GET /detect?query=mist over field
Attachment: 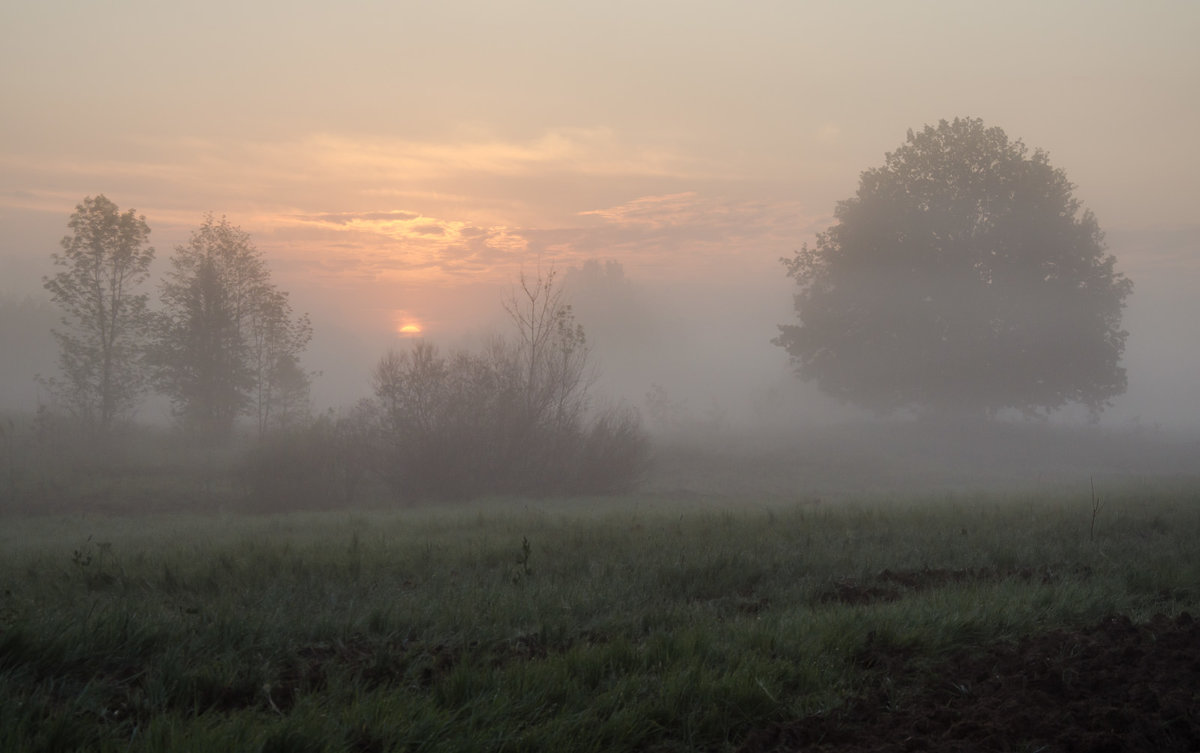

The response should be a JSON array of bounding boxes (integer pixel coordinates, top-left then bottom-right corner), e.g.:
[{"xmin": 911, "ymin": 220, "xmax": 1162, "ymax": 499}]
[
  {"xmin": 3, "ymin": 241, "xmax": 1198, "ymax": 503},
  {"xmin": 1, "ymin": 1, "xmax": 1198, "ymax": 505}
]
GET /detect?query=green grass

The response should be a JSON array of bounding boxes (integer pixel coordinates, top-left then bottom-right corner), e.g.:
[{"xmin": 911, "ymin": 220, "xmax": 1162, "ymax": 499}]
[{"xmin": 1, "ymin": 485, "xmax": 1198, "ymax": 752}]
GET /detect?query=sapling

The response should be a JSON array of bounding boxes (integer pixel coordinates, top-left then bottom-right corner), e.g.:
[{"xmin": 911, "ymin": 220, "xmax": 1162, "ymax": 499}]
[{"xmin": 1089, "ymin": 477, "xmax": 1104, "ymax": 543}]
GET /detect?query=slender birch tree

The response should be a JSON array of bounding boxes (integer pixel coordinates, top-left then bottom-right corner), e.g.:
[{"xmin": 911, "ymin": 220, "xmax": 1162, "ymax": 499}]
[{"xmin": 42, "ymin": 195, "xmax": 155, "ymax": 437}]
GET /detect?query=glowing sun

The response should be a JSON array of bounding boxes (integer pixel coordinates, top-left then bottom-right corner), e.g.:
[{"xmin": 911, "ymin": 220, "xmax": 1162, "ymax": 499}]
[{"xmin": 392, "ymin": 309, "xmax": 424, "ymax": 336}]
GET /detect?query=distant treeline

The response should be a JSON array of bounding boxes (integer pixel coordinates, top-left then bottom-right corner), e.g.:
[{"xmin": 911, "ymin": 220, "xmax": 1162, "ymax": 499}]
[{"xmin": 3, "ymin": 199, "xmax": 650, "ymax": 511}]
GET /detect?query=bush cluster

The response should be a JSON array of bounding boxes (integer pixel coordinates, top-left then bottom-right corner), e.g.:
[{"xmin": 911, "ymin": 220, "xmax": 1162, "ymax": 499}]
[
  {"xmin": 239, "ymin": 400, "xmax": 381, "ymax": 510},
  {"xmin": 19, "ymin": 267, "xmax": 651, "ymax": 510},
  {"xmin": 372, "ymin": 339, "xmax": 649, "ymax": 501}
]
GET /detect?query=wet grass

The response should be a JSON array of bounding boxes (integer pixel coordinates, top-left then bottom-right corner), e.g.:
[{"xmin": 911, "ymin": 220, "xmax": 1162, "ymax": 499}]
[{"xmin": 1, "ymin": 484, "xmax": 1198, "ymax": 752}]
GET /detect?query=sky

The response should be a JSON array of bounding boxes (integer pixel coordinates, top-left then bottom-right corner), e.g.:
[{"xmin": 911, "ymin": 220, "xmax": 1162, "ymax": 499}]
[{"xmin": 2, "ymin": 1, "xmax": 1198, "ymax": 424}]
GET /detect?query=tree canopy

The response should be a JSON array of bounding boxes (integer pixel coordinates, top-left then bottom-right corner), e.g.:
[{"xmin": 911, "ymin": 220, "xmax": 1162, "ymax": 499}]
[
  {"xmin": 153, "ymin": 215, "xmax": 311, "ymax": 443},
  {"xmin": 774, "ymin": 117, "xmax": 1133, "ymax": 418},
  {"xmin": 42, "ymin": 195, "xmax": 155, "ymax": 436}
]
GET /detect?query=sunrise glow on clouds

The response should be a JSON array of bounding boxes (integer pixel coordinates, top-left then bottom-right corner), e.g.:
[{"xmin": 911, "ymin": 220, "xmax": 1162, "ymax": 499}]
[{"xmin": 0, "ymin": 124, "xmax": 825, "ymax": 300}]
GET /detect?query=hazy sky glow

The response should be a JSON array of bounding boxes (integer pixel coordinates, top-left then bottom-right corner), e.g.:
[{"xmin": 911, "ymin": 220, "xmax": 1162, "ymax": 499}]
[{"xmin": 2, "ymin": 1, "xmax": 1198, "ymax": 419}]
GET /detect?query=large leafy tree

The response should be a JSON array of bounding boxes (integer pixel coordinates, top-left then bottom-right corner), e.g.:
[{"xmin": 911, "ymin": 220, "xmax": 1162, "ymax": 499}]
[
  {"xmin": 154, "ymin": 215, "xmax": 311, "ymax": 442},
  {"xmin": 775, "ymin": 117, "xmax": 1133, "ymax": 418},
  {"xmin": 42, "ymin": 195, "xmax": 155, "ymax": 436}
]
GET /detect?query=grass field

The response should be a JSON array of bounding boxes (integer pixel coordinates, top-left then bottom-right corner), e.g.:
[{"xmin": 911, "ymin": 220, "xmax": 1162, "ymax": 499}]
[{"xmin": 2, "ymin": 481, "xmax": 1198, "ymax": 752}]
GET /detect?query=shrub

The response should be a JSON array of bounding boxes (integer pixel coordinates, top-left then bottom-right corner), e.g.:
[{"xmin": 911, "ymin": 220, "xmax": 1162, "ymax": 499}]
[
  {"xmin": 240, "ymin": 400, "xmax": 382, "ymax": 510},
  {"xmin": 372, "ymin": 271, "xmax": 651, "ymax": 501}
]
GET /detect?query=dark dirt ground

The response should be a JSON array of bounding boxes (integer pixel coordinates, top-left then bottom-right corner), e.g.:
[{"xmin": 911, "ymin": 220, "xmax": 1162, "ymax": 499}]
[{"xmin": 738, "ymin": 612, "xmax": 1200, "ymax": 753}]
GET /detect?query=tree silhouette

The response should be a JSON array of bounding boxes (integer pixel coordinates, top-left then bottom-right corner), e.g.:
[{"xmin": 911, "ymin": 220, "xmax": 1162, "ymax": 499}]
[
  {"xmin": 775, "ymin": 118, "xmax": 1133, "ymax": 418},
  {"xmin": 153, "ymin": 215, "xmax": 310, "ymax": 443},
  {"xmin": 373, "ymin": 268, "xmax": 648, "ymax": 500},
  {"xmin": 42, "ymin": 196, "xmax": 155, "ymax": 436}
]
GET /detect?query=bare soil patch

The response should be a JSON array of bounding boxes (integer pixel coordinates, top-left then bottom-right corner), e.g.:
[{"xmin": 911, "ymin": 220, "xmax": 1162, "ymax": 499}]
[
  {"xmin": 816, "ymin": 566, "xmax": 1090, "ymax": 607},
  {"xmin": 739, "ymin": 612, "xmax": 1200, "ymax": 753}
]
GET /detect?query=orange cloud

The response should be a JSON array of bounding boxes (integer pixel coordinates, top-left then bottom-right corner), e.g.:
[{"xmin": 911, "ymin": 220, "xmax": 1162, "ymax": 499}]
[
  {"xmin": 579, "ymin": 192, "xmax": 705, "ymax": 229},
  {"xmin": 0, "ymin": 130, "xmax": 822, "ymax": 290}
]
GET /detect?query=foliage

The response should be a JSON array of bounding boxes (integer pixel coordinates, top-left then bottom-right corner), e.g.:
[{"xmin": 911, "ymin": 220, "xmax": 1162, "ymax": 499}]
[
  {"xmin": 40, "ymin": 195, "xmax": 156, "ymax": 436},
  {"xmin": 247, "ymin": 287, "xmax": 314, "ymax": 437},
  {"xmin": 374, "ymin": 339, "xmax": 520, "ymax": 499},
  {"xmin": 373, "ymin": 269, "xmax": 650, "ymax": 500},
  {"xmin": 0, "ymin": 408, "xmax": 92, "ymax": 508},
  {"xmin": 240, "ymin": 402, "xmax": 382, "ymax": 510},
  {"xmin": 775, "ymin": 117, "xmax": 1133, "ymax": 418},
  {"xmin": 571, "ymin": 402, "xmax": 653, "ymax": 494},
  {"xmin": 152, "ymin": 215, "xmax": 311, "ymax": 443}
]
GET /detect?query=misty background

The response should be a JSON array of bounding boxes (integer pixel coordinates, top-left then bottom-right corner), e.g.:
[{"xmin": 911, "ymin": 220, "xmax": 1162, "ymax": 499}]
[
  {"xmin": 2, "ymin": 2, "xmax": 1198, "ymax": 501},
  {"xmin": 4, "ymin": 229, "xmax": 1198, "ymax": 432}
]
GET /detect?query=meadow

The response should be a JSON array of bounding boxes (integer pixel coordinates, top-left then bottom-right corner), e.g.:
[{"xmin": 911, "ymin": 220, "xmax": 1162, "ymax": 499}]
[{"xmin": 2, "ymin": 480, "xmax": 1198, "ymax": 752}]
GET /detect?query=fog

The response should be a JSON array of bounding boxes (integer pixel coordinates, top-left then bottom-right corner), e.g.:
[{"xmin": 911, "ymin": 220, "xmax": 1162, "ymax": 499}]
[
  {"xmin": 6, "ymin": 229, "xmax": 1199, "ymax": 499},
  {"xmin": 282, "ymin": 243, "xmax": 1200, "ymax": 434},
  {"xmin": 3, "ymin": 1, "xmax": 1199, "ymax": 502},
  {"xmin": 4, "ymin": 187, "xmax": 1199, "ymax": 443}
]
